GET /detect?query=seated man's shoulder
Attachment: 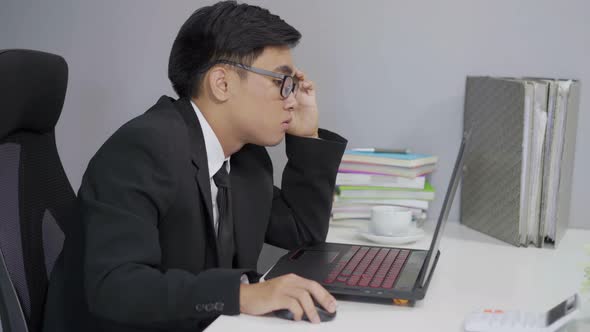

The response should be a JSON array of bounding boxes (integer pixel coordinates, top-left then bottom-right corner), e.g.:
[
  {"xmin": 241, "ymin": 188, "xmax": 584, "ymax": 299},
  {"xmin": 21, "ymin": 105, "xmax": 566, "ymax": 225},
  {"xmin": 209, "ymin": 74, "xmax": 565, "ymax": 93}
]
[
  {"xmin": 93, "ymin": 96, "xmax": 187, "ymax": 162},
  {"xmin": 122, "ymin": 96, "xmax": 185, "ymax": 140}
]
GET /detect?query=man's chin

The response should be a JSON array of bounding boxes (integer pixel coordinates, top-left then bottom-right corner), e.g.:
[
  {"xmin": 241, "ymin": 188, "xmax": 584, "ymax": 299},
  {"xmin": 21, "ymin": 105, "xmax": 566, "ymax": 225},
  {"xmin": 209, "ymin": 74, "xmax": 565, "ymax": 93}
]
[
  {"xmin": 267, "ymin": 135, "xmax": 285, "ymax": 147},
  {"xmin": 263, "ymin": 133, "xmax": 285, "ymax": 146},
  {"xmin": 252, "ymin": 133, "xmax": 285, "ymax": 147}
]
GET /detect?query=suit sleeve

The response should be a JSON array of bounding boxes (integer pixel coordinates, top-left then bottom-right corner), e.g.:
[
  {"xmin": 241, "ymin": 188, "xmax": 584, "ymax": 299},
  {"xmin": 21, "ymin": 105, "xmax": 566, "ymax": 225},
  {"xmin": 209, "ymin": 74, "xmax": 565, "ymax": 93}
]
[
  {"xmin": 265, "ymin": 129, "xmax": 347, "ymax": 250},
  {"xmin": 80, "ymin": 122, "xmax": 252, "ymax": 328}
]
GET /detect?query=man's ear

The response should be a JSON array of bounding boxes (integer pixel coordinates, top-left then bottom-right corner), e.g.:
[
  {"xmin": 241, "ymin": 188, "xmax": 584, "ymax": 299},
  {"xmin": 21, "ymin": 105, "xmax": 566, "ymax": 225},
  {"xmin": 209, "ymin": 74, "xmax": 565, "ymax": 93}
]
[{"xmin": 206, "ymin": 66, "xmax": 231, "ymax": 102}]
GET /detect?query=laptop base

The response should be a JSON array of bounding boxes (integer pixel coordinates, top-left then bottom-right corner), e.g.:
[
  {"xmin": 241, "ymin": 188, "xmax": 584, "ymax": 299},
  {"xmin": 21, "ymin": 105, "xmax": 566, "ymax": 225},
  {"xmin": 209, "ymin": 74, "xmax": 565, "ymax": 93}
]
[{"xmin": 266, "ymin": 242, "xmax": 441, "ymax": 303}]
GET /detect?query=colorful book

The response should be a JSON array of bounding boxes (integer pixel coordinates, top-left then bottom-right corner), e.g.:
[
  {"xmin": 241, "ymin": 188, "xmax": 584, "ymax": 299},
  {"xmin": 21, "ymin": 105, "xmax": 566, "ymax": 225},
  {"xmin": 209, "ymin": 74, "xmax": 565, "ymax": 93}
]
[
  {"xmin": 339, "ymin": 162, "xmax": 436, "ymax": 178},
  {"xmin": 332, "ymin": 205, "xmax": 426, "ymax": 220},
  {"xmin": 337, "ymin": 182, "xmax": 435, "ymax": 200},
  {"xmin": 333, "ymin": 198, "xmax": 429, "ymax": 210},
  {"xmin": 342, "ymin": 151, "xmax": 438, "ymax": 168},
  {"xmin": 336, "ymin": 173, "xmax": 425, "ymax": 189}
]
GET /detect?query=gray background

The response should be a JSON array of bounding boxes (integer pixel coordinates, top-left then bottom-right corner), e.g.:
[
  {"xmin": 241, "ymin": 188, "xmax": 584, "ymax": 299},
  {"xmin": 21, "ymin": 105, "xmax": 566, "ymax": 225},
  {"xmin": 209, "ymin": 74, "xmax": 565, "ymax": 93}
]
[{"xmin": 1, "ymin": 0, "xmax": 588, "ymax": 272}]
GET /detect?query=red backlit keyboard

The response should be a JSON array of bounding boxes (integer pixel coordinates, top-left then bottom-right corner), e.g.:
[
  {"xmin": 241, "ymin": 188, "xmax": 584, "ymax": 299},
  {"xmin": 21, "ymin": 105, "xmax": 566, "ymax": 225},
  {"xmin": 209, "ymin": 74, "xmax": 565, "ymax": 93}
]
[{"xmin": 323, "ymin": 246, "xmax": 410, "ymax": 289}]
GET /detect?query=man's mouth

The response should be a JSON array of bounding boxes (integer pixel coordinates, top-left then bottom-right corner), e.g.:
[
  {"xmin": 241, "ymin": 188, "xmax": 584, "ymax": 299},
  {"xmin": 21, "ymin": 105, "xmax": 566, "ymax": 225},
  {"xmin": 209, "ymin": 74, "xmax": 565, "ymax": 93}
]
[{"xmin": 281, "ymin": 118, "xmax": 292, "ymax": 129}]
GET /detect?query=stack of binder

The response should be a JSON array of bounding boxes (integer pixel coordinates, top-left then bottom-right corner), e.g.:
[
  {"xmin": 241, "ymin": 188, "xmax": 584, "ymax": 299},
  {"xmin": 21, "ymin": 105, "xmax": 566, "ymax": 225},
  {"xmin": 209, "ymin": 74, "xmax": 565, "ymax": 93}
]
[
  {"xmin": 332, "ymin": 150, "xmax": 438, "ymax": 224},
  {"xmin": 461, "ymin": 76, "xmax": 580, "ymax": 248}
]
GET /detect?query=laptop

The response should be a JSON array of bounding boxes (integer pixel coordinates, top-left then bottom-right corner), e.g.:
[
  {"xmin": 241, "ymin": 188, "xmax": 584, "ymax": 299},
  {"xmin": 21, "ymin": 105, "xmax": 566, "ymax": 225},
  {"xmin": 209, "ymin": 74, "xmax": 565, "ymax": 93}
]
[{"xmin": 265, "ymin": 134, "xmax": 469, "ymax": 305}]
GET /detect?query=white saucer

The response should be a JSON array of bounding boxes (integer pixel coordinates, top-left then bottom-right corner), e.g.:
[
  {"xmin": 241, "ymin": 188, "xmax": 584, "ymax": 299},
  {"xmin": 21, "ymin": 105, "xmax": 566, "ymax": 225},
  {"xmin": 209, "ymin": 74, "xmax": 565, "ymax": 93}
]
[{"xmin": 357, "ymin": 227, "xmax": 425, "ymax": 245}]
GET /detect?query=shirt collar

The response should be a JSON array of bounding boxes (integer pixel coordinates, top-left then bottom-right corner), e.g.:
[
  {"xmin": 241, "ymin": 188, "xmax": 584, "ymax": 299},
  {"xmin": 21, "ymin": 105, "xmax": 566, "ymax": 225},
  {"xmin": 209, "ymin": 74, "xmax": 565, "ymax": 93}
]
[{"xmin": 191, "ymin": 100, "xmax": 230, "ymax": 178}]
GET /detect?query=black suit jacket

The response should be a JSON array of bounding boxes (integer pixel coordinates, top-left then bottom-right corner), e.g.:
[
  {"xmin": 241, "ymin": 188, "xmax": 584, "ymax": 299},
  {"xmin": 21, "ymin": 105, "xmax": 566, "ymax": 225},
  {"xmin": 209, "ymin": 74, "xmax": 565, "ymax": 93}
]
[{"xmin": 58, "ymin": 96, "xmax": 346, "ymax": 331}]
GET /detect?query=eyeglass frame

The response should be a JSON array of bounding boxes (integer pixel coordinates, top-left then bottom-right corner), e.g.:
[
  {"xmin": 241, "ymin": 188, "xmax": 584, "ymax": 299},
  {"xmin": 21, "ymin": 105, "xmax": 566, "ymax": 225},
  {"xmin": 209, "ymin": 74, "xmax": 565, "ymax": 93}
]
[{"xmin": 213, "ymin": 59, "xmax": 299, "ymax": 99}]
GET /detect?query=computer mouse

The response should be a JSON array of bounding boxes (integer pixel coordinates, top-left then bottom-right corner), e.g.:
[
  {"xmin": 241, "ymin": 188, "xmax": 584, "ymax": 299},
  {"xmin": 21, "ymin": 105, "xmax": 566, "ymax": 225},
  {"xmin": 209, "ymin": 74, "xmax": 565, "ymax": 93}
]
[{"xmin": 273, "ymin": 303, "xmax": 337, "ymax": 322}]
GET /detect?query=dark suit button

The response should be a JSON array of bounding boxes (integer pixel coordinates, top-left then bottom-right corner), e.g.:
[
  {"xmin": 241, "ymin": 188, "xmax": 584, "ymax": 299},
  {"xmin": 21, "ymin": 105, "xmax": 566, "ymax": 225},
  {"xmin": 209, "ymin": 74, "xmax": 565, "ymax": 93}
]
[
  {"xmin": 205, "ymin": 303, "xmax": 214, "ymax": 312},
  {"xmin": 215, "ymin": 302, "xmax": 224, "ymax": 311}
]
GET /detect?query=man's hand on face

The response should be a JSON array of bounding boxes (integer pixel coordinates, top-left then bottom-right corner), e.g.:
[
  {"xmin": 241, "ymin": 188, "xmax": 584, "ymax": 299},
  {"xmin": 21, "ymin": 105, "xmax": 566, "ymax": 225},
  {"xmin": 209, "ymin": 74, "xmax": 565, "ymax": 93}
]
[
  {"xmin": 239, "ymin": 273, "xmax": 337, "ymax": 324},
  {"xmin": 286, "ymin": 70, "xmax": 319, "ymax": 138}
]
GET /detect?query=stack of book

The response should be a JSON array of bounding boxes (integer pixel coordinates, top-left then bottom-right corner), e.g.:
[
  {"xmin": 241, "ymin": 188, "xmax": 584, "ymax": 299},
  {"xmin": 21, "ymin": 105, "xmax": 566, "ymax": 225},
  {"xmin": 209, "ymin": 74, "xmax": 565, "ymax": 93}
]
[{"xmin": 332, "ymin": 150, "xmax": 438, "ymax": 224}]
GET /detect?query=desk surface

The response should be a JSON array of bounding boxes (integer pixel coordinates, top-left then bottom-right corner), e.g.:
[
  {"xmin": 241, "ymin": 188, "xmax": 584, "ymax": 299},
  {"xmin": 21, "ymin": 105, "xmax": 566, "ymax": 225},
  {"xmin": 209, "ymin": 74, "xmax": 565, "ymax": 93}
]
[{"xmin": 208, "ymin": 221, "xmax": 590, "ymax": 332}]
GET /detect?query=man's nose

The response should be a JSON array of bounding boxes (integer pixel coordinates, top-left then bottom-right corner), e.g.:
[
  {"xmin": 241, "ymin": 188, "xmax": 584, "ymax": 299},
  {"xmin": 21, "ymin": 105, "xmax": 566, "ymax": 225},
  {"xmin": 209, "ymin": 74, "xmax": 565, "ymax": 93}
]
[{"xmin": 283, "ymin": 92, "xmax": 297, "ymax": 110}]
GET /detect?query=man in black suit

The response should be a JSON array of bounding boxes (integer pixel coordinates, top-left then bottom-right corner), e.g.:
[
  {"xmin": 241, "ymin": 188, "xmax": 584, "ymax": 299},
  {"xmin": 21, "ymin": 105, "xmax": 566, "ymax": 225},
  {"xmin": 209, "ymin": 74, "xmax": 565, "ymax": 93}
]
[{"xmin": 61, "ymin": 1, "xmax": 347, "ymax": 331}]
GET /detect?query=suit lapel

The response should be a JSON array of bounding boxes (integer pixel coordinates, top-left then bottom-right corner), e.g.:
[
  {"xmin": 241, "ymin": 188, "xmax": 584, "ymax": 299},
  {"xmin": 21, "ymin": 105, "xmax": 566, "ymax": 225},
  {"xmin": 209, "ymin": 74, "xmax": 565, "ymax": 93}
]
[
  {"xmin": 229, "ymin": 146, "xmax": 274, "ymax": 270},
  {"xmin": 229, "ymin": 159, "xmax": 252, "ymax": 269},
  {"xmin": 174, "ymin": 98, "xmax": 219, "ymax": 261}
]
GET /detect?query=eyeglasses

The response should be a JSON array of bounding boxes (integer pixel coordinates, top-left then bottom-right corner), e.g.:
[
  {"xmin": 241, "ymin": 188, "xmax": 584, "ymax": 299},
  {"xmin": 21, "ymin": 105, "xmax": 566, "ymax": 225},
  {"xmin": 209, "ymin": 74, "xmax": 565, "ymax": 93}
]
[{"xmin": 215, "ymin": 60, "xmax": 298, "ymax": 99}]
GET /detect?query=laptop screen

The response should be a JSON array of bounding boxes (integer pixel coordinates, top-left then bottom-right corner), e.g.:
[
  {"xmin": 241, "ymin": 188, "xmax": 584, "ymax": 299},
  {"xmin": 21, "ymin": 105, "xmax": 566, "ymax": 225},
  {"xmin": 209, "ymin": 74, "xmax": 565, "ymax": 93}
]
[{"xmin": 419, "ymin": 133, "xmax": 469, "ymax": 288}]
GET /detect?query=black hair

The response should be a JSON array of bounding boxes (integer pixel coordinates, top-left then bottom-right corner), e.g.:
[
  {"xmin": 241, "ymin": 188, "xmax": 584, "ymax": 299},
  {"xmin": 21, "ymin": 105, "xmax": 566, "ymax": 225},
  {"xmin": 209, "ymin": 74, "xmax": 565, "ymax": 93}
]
[{"xmin": 168, "ymin": 1, "xmax": 301, "ymax": 98}]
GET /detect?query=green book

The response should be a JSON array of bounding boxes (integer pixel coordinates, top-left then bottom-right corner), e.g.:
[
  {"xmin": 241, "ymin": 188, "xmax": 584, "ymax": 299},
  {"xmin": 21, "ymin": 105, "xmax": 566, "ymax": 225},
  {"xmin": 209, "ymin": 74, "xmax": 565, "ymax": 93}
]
[{"xmin": 337, "ymin": 182, "xmax": 435, "ymax": 201}]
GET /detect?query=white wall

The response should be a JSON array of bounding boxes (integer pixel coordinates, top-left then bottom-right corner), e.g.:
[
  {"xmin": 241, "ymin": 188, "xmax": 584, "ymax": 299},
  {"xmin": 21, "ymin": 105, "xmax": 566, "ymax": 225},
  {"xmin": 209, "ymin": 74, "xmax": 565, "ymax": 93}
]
[{"xmin": 1, "ymin": 0, "xmax": 588, "ymax": 251}]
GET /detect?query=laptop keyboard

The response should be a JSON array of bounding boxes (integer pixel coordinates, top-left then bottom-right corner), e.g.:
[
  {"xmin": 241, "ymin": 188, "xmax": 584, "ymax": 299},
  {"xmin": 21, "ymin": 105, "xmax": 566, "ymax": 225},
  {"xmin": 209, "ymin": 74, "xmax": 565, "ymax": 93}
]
[{"xmin": 324, "ymin": 246, "xmax": 410, "ymax": 289}]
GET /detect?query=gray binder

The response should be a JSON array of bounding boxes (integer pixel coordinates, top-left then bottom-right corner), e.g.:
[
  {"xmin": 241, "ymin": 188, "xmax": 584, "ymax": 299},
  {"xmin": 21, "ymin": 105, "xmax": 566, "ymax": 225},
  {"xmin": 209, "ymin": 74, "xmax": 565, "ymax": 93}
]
[
  {"xmin": 460, "ymin": 76, "xmax": 580, "ymax": 247},
  {"xmin": 461, "ymin": 77, "xmax": 525, "ymax": 246}
]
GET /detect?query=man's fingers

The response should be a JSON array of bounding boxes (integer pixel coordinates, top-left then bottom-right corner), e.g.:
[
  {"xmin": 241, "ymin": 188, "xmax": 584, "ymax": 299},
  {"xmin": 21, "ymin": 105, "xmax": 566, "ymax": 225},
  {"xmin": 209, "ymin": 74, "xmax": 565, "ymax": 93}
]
[
  {"xmin": 288, "ymin": 275, "xmax": 337, "ymax": 313},
  {"xmin": 241, "ymin": 275, "xmax": 334, "ymax": 320},
  {"xmin": 274, "ymin": 274, "xmax": 336, "ymax": 322},
  {"xmin": 294, "ymin": 71, "xmax": 315, "ymax": 92},
  {"xmin": 286, "ymin": 297, "xmax": 304, "ymax": 321},
  {"xmin": 298, "ymin": 81, "xmax": 314, "ymax": 95},
  {"xmin": 289, "ymin": 289, "xmax": 319, "ymax": 323},
  {"xmin": 303, "ymin": 279, "xmax": 337, "ymax": 313},
  {"xmin": 294, "ymin": 70, "xmax": 305, "ymax": 80}
]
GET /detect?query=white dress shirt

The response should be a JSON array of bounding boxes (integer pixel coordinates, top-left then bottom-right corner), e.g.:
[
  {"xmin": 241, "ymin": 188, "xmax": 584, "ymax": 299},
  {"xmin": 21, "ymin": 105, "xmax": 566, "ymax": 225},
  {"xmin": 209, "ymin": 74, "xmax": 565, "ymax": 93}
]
[
  {"xmin": 191, "ymin": 101, "xmax": 230, "ymax": 236},
  {"xmin": 191, "ymin": 101, "xmax": 250, "ymax": 283}
]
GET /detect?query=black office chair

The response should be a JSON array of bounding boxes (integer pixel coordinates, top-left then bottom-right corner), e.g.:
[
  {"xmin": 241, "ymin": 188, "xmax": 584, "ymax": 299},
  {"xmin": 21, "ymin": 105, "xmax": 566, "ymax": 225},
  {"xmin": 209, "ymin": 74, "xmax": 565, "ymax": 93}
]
[{"xmin": 0, "ymin": 49, "xmax": 74, "ymax": 332}]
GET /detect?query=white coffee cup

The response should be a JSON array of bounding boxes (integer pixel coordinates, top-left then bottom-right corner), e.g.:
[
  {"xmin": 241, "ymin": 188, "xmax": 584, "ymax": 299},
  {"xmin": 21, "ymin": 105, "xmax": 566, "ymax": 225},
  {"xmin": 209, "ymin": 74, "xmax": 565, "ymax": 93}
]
[{"xmin": 368, "ymin": 206, "xmax": 412, "ymax": 237}]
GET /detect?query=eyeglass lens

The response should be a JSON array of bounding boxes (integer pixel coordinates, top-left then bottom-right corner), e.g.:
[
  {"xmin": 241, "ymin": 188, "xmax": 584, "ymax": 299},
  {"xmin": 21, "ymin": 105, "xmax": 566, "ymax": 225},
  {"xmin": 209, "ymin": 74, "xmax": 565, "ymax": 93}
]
[{"xmin": 281, "ymin": 76, "xmax": 295, "ymax": 98}]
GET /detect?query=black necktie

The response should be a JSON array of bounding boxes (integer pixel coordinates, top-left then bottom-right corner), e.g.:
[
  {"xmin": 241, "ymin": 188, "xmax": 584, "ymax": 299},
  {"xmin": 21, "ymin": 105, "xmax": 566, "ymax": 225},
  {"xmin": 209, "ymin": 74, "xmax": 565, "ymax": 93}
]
[{"xmin": 213, "ymin": 162, "xmax": 234, "ymax": 268}]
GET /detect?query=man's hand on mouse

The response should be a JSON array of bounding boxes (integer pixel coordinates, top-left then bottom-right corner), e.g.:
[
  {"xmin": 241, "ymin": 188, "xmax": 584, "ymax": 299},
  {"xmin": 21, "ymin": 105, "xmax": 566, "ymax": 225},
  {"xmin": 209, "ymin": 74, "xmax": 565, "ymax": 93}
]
[{"xmin": 239, "ymin": 273, "xmax": 337, "ymax": 324}]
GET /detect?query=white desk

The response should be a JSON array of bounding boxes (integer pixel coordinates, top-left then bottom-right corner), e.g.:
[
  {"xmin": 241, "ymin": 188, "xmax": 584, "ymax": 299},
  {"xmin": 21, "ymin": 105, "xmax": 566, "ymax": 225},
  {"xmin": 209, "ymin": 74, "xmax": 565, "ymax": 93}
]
[{"xmin": 208, "ymin": 221, "xmax": 590, "ymax": 332}]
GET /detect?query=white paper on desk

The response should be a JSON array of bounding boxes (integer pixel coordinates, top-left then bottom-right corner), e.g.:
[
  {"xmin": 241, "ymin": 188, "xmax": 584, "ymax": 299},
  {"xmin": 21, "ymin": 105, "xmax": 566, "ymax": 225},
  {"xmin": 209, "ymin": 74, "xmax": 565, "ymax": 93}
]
[
  {"xmin": 518, "ymin": 81, "xmax": 534, "ymax": 246},
  {"xmin": 525, "ymin": 80, "xmax": 548, "ymax": 247},
  {"xmin": 539, "ymin": 79, "xmax": 559, "ymax": 245},
  {"xmin": 544, "ymin": 80, "xmax": 572, "ymax": 240}
]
